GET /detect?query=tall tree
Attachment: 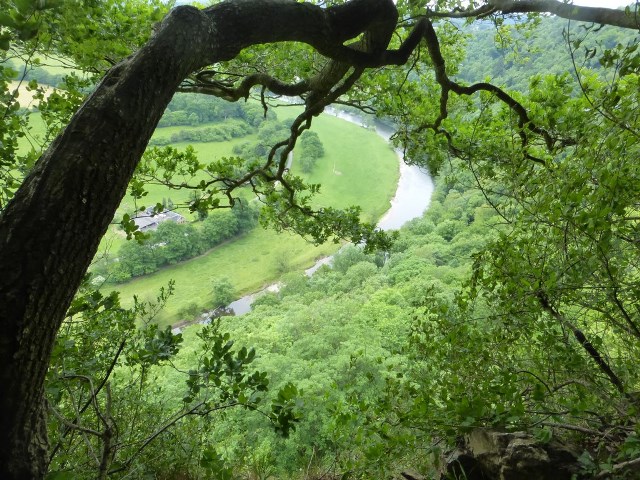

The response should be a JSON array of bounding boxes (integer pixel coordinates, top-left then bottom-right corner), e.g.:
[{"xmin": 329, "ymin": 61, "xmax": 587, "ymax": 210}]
[{"xmin": 0, "ymin": 0, "xmax": 638, "ymax": 477}]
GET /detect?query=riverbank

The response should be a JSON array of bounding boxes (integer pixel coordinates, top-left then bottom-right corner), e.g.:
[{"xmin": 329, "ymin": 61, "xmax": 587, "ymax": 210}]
[
  {"xmin": 109, "ymin": 107, "xmax": 399, "ymax": 327},
  {"xmin": 325, "ymin": 108, "xmax": 434, "ymax": 230},
  {"xmin": 174, "ymin": 109, "xmax": 434, "ymax": 331}
]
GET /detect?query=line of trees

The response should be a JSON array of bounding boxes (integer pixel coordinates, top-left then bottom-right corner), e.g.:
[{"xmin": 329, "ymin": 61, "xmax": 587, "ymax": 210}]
[
  {"xmin": 157, "ymin": 93, "xmax": 276, "ymax": 128},
  {"xmin": 232, "ymin": 119, "xmax": 291, "ymax": 161},
  {"xmin": 5, "ymin": 58, "xmax": 67, "ymax": 87},
  {"xmin": 298, "ymin": 130, "xmax": 325, "ymax": 173},
  {"xmin": 149, "ymin": 119, "xmax": 254, "ymax": 146},
  {"xmin": 107, "ymin": 204, "xmax": 258, "ymax": 282}
]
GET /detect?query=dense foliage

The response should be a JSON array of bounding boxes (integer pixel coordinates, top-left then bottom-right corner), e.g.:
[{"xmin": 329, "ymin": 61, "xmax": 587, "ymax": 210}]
[
  {"xmin": 298, "ymin": 130, "xmax": 325, "ymax": 173},
  {"xmin": 3, "ymin": 0, "xmax": 640, "ymax": 478},
  {"xmin": 0, "ymin": 0, "xmax": 168, "ymax": 207},
  {"xmin": 5, "ymin": 58, "xmax": 67, "ymax": 87},
  {"xmin": 202, "ymin": 164, "xmax": 492, "ymax": 478},
  {"xmin": 47, "ymin": 282, "xmax": 301, "ymax": 479},
  {"xmin": 149, "ymin": 94, "xmax": 276, "ymax": 146},
  {"xmin": 457, "ymin": 14, "xmax": 640, "ymax": 91},
  {"xmin": 230, "ymin": 120, "xmax": 326, "ymax": 174},
  {"xmin": 158, "ymin": 93, "xmax": 274, "ymax": 129}
]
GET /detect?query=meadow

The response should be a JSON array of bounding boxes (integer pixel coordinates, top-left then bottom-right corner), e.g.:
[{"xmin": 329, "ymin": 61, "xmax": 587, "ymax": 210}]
[{"xmin": 103, "ymin": 108, "xmax": 399, "ymax": 326}]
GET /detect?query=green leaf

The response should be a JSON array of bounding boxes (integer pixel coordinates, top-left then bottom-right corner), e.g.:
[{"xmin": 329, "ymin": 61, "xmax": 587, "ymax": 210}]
[
  {"xmin": 46, "ymin": 471, "xmax": 78, "ymax": 480},
  {"xmin": 0, "ymin": 12, "xmax": 17, "ymax": 29}
]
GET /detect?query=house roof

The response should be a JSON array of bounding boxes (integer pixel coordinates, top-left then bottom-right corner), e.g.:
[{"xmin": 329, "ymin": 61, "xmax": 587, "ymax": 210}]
[{"xmin": 133, "ymin": 209, "xmax": 184, "ymax": 231}]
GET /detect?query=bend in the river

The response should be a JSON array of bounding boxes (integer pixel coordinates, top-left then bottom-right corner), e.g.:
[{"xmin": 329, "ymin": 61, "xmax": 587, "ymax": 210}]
[{"xmin": 176, "ymin": 109, "xmax": 434, "ymax": 329}]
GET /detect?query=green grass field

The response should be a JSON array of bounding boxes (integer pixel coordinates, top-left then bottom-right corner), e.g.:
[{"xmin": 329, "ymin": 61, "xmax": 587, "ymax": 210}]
[
  {"xmin": 292, "ymin": 113, "xmax": 398, "ymax": 223},
  {"xmin": 110, "ymin": 229, "xmax": 338, "ymax": 325},
  {"xmin": 107, "ymin": 111, "xmax": 399, "ymax": 327},
  {"xmin": 16, "ymin": 111, "xmax": 48, "ymax": 154},
  {"xmin": 18, "ymin": 104, "xmax": 399, "ymax": 327},
  {"xmin": 96, "ymin": 124, "xmax": 260, "ymax": 253}
]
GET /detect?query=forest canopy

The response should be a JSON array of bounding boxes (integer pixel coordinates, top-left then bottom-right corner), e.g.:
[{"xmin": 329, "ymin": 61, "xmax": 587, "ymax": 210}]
[{"xmin": 1, "ymin": 0, "xmax": 640, "ymax": 478}]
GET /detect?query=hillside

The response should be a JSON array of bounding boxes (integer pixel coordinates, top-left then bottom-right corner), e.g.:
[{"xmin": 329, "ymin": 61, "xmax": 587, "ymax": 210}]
[
  {"xmin": 98, "ymin": 106, "xmax": 400, "ymax": 326},
  {"xmin": 3, "ymin": 1, "xmax": 640, "ymax": 479}
]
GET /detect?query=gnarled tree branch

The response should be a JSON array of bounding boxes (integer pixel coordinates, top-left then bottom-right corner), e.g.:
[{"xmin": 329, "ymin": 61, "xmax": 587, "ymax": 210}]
[
  {"xmin": 1, "ymin": 0, "xmax": 638, "ymax": 476},
  {"xmin": 489, "ymin": 0, "xmax": 640, "ymax": 30},
  {"xmin": 0, "ymin": 1, "xmax": 401, "ymax": 476},
  {"xmin": 427, "ymin": 1, "xmax": 640, "ymax": 30}
]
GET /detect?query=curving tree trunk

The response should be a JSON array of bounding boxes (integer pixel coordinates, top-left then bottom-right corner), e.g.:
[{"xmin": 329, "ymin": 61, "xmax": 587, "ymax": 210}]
[
  {"xmin": 0, "ymin": 0, "xmax": 632, "ymax": 476},
  {"xmin": 0, "ymin": 0, "xmax": 398, "ymax": 477}
]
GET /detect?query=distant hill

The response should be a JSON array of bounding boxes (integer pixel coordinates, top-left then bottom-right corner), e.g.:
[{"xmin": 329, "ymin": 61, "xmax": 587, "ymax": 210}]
[{"xmin": 456, "ymin": 13, "xmax": 639, "ymax": 91}]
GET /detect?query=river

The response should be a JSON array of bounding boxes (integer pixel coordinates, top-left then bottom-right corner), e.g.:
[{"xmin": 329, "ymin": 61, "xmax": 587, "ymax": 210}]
[{"xmin": 174, "ymin": 109, "xmax": 434, "ymax": 330}]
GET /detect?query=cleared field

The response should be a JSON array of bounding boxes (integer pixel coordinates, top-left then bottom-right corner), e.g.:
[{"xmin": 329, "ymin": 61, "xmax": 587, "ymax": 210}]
[
  {"xmin": 111, "ymin": 228, "xmax": 338, "ymax": 326},
  {"xmin": 17, "ymin": 102, "xmax": 398, "ymax": 327},
  {"xmin": 9, "ymin": 81, "xmax": 56, "ymax": 109},
  {"xmin": 109, "ymin": 111, "xmax": 399, "ymax": 327},
  {"xmin": 292, "ymin": 112, "xmax": 398, "ymax": 223}
]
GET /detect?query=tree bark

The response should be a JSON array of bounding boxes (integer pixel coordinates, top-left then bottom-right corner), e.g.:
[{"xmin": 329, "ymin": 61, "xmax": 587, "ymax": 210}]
[
  {"xmin": 0, "ymin": 7, "xmax": 215, "ymax": 477},
  {"xmin": 489, "ymin": 0, "xmax": 640, "ymax": 30},
  {"xmin": 0, "ymin": 0, "xmax": 635, "ymax": 476},
  {"xmin": 0, "ymin": 0, "xmax": 398, "ymax": 477}
]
